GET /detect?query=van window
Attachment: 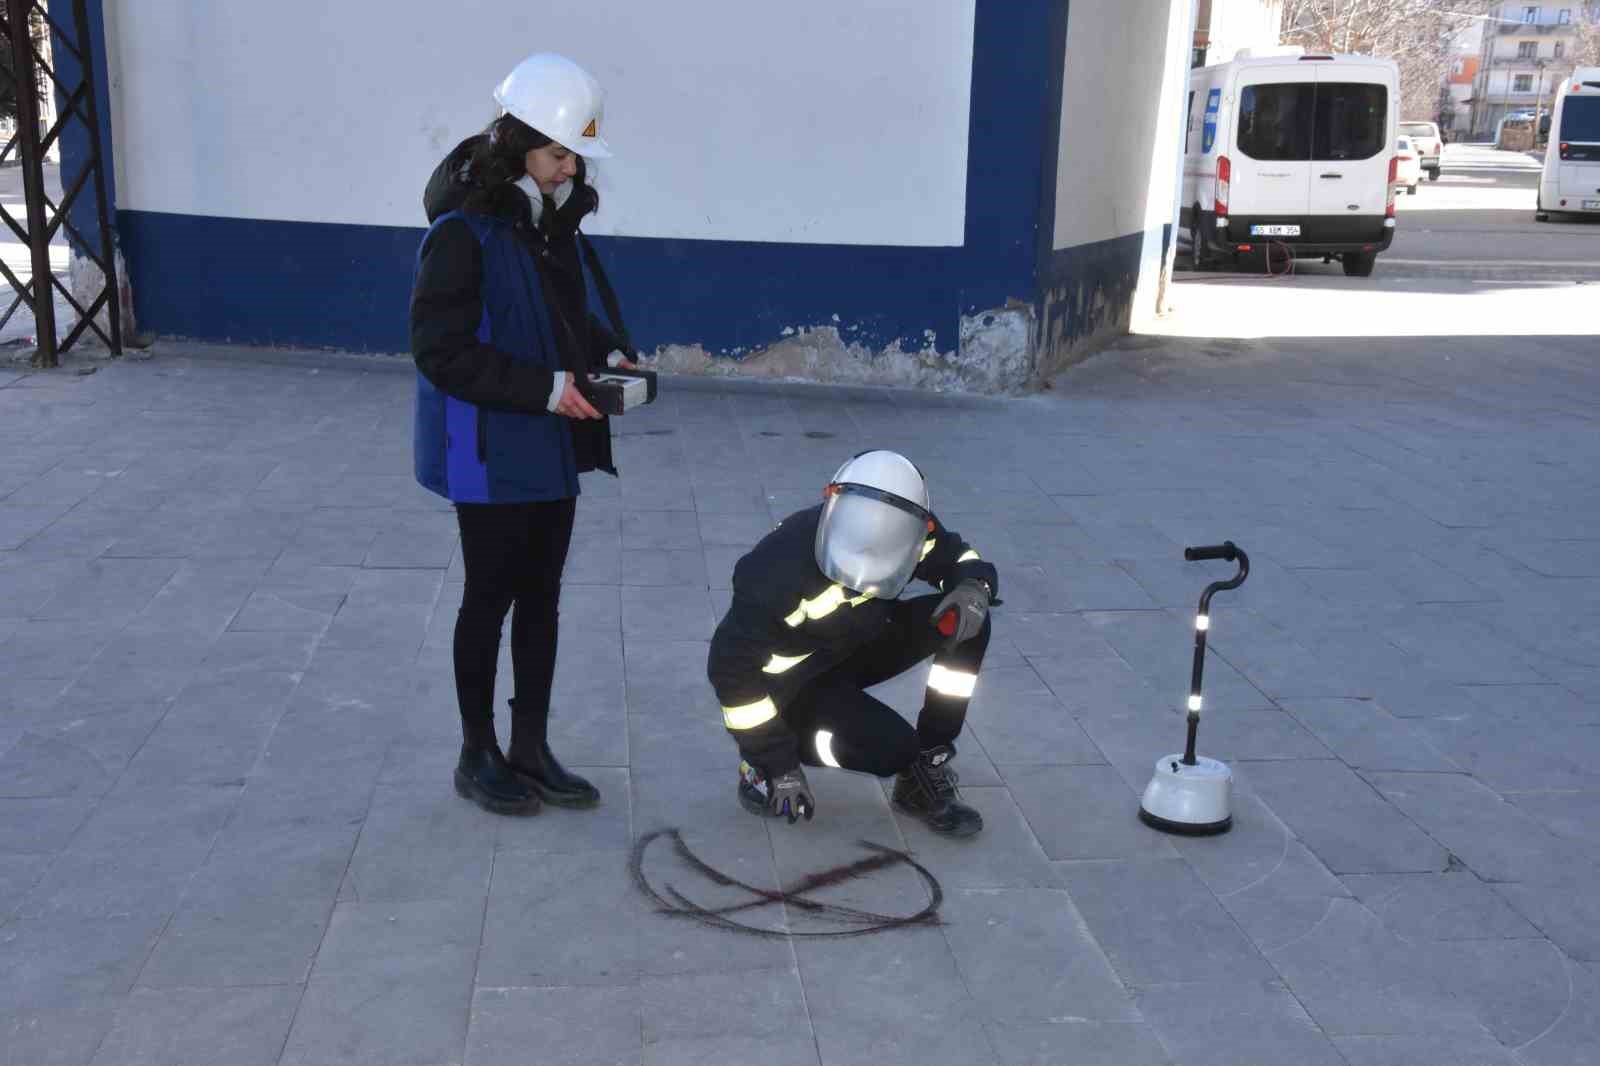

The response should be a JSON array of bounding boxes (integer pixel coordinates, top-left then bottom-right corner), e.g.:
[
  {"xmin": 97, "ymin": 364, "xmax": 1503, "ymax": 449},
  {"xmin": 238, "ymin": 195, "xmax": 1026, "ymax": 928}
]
[
  {"xmin": 1313, "ymin": 83, "xmax": 1387, "ymax": 160},
  {"xmin": 1560, "ymin": 97, "xmax": 1600, "ymax": 142},
  {"xmin": 1237, "ymin": 83, "xmax": 1314, "ymax": 160}
]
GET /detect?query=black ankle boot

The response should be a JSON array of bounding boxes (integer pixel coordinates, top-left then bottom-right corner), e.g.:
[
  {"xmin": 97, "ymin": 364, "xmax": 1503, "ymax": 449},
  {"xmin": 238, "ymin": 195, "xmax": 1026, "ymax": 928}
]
[
  {"xmin": 506, "ymin": 699, "xmax": 601, "ymax": 808},
  {"xmin": 454, "ymin": 745, "xmax": 541, "ymax": 816},
  {"xmin": 892, "ymin": 743, "xmax": 983, "ymax": 838}
]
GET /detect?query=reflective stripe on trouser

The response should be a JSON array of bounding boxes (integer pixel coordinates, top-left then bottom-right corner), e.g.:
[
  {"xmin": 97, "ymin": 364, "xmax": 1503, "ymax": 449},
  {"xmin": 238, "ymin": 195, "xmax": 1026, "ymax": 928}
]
[{"xmin": 722, "ymin": 695, "xmax": 778, "ymax": 731}]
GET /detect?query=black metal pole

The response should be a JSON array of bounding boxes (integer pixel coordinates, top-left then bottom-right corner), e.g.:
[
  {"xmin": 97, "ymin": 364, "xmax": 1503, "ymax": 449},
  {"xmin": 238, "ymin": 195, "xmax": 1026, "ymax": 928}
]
[
  {"xmin": 1180, "ymin": 542, "xmax": 1251, "ymax": 766},
  {"xmin": 9, "ymin": 0, "xmax": 55, "ymax": 365},
  {"xmin": 72, "ymin": 0, "xmax": 119, "ymax": 355}
]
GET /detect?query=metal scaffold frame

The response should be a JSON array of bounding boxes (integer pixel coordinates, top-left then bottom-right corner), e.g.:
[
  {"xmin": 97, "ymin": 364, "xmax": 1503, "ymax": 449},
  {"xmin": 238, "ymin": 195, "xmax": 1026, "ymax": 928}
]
[{"xmin": 0, "ymin": 0, "xmax": 120, "ymax": 367}]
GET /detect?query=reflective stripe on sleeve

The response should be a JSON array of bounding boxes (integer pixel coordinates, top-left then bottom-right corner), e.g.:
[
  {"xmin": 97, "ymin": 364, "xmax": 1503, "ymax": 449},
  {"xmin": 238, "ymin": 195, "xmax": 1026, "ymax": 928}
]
[
  {"xmin": 722, "ymin": 696, "xmax": 779, "ymax": 730},
  {"xmin": 926, "ymin": 663, "xmax": 978, "ymax": 699},
  {"xmin": 762, "ymin": 651, "xmax": 813, "ymax": 675},
  {"xmin": 920, "ymin": 538, "xmax": 938, "ymax": 561},
  {"xmin": 957, "ymin": 549, "xmax": 981, "ymax": 563},
  {"xmin": 784, "ymin": 585, "xmax": 872, "ymax": 628},
  {"xmin": 814, "ymin": 729, "xmax": 842, "ymax": 768}
]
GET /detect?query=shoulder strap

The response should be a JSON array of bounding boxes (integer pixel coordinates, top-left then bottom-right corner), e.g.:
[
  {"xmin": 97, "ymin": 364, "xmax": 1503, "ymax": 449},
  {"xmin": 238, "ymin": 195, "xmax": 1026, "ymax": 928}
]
[{"xmin": 578, "ymin": 234, "xmax": 634, "ymax": 355}]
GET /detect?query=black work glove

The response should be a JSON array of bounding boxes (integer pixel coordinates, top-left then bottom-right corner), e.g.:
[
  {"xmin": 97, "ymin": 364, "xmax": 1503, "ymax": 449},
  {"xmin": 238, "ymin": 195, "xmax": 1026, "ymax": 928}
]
[
  {"xmin": 932, "ymin": 579, "xmax": 991, "ymax": 646},
  {"xmin": 767, "ymin": 767, "xmax": 816, "ymax": 824}
]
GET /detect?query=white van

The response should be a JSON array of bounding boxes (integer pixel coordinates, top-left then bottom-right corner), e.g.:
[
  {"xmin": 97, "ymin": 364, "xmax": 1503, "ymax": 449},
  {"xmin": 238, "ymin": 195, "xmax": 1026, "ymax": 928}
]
[
  {"xmin": 1182, "ymin": 47, "xmax": 1400, "ymax": 276},
  {"xmin": 1536, "ymin": 67, "xmax": 1600, "ymax": 222}
]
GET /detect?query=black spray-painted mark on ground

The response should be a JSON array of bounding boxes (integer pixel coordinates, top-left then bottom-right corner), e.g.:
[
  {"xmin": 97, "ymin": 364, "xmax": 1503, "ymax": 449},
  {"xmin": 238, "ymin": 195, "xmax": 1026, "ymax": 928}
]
[{"xmin": 630, "ymin": 828, "xmax": 943, "ymax": 939}]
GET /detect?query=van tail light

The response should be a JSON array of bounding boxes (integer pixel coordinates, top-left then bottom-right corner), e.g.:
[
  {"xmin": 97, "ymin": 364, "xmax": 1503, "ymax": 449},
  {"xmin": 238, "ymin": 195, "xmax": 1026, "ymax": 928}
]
[
  {"xmin": 1386, "ymin": 157, "xmax": 1398, "ymax": 218},
  {"xmin": 1215, "ymin": 156, "xmax": 1231, "ymax": 217},
  {"xmin": 1560, "ymin": 141, "xmax": 1570, "ymax": 160}
]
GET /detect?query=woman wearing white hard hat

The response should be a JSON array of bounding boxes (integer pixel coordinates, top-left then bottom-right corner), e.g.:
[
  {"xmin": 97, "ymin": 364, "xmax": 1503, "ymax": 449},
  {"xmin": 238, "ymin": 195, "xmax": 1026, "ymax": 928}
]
[{"xmin": 411, "ymin": 53, "xmax": 634, "ymax": 816}]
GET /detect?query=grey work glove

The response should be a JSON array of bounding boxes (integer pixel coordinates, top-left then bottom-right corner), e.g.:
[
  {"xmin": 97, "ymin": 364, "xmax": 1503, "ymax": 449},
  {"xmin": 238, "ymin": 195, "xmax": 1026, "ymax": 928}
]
[
  {"xmin": 932, "ymin": 579, "xmax": 991, "ymax": 646},
  {"xmin": 767, "ymin": 767, "xmax": 816, "ymax": 824}
]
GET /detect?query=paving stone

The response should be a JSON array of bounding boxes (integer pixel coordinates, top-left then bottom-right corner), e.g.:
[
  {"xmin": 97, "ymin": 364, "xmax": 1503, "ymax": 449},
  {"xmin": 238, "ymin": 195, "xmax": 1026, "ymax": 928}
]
[
  {"xmin": 137, "ymin": 892, "xmax": 333, "ymax": 989},
  {"xmin": 940, "ymin": 888, "xmax": 1138, "ymax": 1024},
  {"xmin": 1364, "ymin": 771, "xmax": 1575, "ymax": 883},
  {"xmin": 1243, "ymin": 760, "xmax": 1448, "ymax": 874},
  {"xmin": 966, "ymin": 665, "xmax": 1106, "ymax": 767},
  {"xmin": 1281, "ymin": 698, "xmax": 1457, "ymax": 771},
  {"xmin": 1504, "ymin": 790, "xmax": 1600, "ymax": 861},
  {"xmin": 1261, "ymin": 898, "xmax": 1481, "ymax": 1037},
  {"xmin": 278, "ymin": 970, "xmax": 474, "ymax": 1066},
  {"xmin": 1513, "ymin": 959, "xmax": 1600, "ymax": 1066},
  {"xmin": 889, "ymin": 786, "xmax": 1059, "ymax": 889},
  {"xmin": 0, "ymin": 913, "xmax": 165, "ymax": 1011},
  {"xmin": 1343, "ymin": 871, "xmax": 1542, "ymax": 941},
  {"xmin": 492, "ymin": 768, "xmax": 631, "ymax": 855},
  {"xmin": 1055, "ymin": 858, "xmax": 1276, "ymax": 986},
  {"xmin": 1135, "ymin": 979, "xmax": 1346, "ymax": 1066},
  {"xmin": 622, "ymin": 585, "xmax": 716, "ymax": 642},
  {"xmin": 624, "ymin": 640, "xmax": 716, "ymax": 716},
  {"xmin": 467, "ymin": 986, "xmax": 641, "ymax": 1066},
  {"xmin": 639, "ymin": 969, "xmax": 820, "ymax": 1066},
  {"xmin": 1006, "ymin": 764, "xmax": 1179, "ymax": 861},
  {"xmin": 341, "ymin": 782, "xmax": 496, "ymax": 902},
  {"xmin": 89, "ymin": 986, "xmax": 303, "ymax": 1066},
  {"xmin": 1331, "ymin": 1031, "xmax": 1519, "ymax": 1066},
  {"xmin": 1, "ymin": 1003, "xmax": 121, "ymax": 1066},
  {"xmin": 984, "ymin": 1020, "xmax": 1171, "ymax": 1066},
  {"xmin": 477, "ymin": 848, "xmax": 641, "ymax": 987}
]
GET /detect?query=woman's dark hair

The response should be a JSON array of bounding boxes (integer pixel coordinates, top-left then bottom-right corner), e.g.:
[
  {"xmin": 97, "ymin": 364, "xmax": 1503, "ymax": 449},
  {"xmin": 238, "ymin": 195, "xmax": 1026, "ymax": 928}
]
[{"xmin": 461, "ymin": 112, "xmax": 598, "ymax": 222}]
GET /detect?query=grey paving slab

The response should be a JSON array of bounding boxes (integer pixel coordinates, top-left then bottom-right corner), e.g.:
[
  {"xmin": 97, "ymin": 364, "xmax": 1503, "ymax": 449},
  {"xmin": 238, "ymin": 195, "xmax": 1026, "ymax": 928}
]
[
  {"xmin": 279, "ymin": 971, "xmax": 474, "ymax": 1066},
  {"xmin": 478, "ymin": 848, "xmax": 641, "ymax": 987},
  {"xmin": 889, "ymin": 786, "xmax": 1059, "ymax": 889},
  {"xmin": 622, "ymin": 585, "xmax": 717, "ymax": 642},
  {"xmin": 1343, "ymin": 871, "xmax": 1543, "ymax": 942},
  {"xmin": 940, "ymin": 888, "xmax": 1138, "ymax": 1024},
  {"xmin": 341, "ymin": 782, "xmax": 496, "ymax": 902},
  {"xmin": 492, "ymin": 768, "xmax": 631, "ymax": 855},
  {"xmin": 1242, "ymin": 760, "xmax": 1449, "ymax": 874},
  {"xmin": 967, "ymin": 664, "xmax": 1106, "ymax": 766},
  {"xmin": 1054, "ymin": 859, "xmax": 1277, "ymax": 986},
  {"xmin": 983, "ymin": 1021, "xmax": 1172, "ymax": 1066},
  {"xmin": 88, "ymin": 985, "xmax": 303, "ymax": 1066},
  {"xmin": 1135, "ymin": 979, "xmax": 1345, "ymax": 1066},
  {"xmin": 1331, "ymin": 1031, "xmax": 1519, "ymax": 1066},
  {"xmin": 1505, "ymin": 789, "xmax": 1600, "ymax": 861},
  {"xmin": 1, "ymin": 1003, "xmax": 121, "ymax": 1066},
  {"xmin": 1007, "ymin": 764, "xmax": 1179, "ymax": 861},
  {"xmin": 639, "ymin": 969, "xmax": 820, "ymax": 1066},
  {"xmin": 137, "ymin": 892, "xmax": 333, "ymax": 989},
  {"xmin": 624, "ymin": 639, "xmax": 716, "ymax": 716},
  {"xmin": 1280, "ymin": 698, "xmax": 1457, "ymax": 772},
  {"xmin": 1364, "ymin": 771, "xmax": 1578, "ymax": 884},
  {"xmin": 467, "ymin": 986, "xmax": 641, "ymax": 1066},
  {"xmin": 1513, "ymin": 959, "xmax": 1600, "ymax": 1066},
  {"xmin": 0, "ymin": 913, "xmax": 165, "ymax": 1013},
  {"xmin": 1493, "ymin": 873, "xmax": 1600, "ymax": 961}
]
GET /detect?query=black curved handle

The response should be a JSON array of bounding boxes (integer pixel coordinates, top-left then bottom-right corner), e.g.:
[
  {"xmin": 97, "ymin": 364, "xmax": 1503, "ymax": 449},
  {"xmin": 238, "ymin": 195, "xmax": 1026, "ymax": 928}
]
[{"xmin": 1185, "ymin": 542, "xmax": 1238, "ymax": 563}]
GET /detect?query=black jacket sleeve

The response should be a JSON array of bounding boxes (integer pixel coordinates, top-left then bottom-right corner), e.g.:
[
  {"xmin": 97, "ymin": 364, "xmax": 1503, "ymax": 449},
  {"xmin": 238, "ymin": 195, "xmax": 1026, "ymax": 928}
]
[
  {"xmin": 914, "ymin": 517, "xmax": 1001, "ymax": 602},
  {"xmin": 410, "ymin": 217, "xmax": 558, "ymax": 413}
]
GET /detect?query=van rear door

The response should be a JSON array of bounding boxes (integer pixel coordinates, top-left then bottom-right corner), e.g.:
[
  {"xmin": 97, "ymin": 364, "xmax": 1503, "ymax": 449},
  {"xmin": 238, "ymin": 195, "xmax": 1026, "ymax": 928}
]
[
  {"xmin": 1557, "ymin": 93, "xmax": 1600, "ymax": 205},
  {"xmin": 1307, "ymin": 68, "xmax": 1390, "ymax": 221},
  {"xmin": 1232, "ymin": 66, "xmax": 1315, "ymax": 222}
]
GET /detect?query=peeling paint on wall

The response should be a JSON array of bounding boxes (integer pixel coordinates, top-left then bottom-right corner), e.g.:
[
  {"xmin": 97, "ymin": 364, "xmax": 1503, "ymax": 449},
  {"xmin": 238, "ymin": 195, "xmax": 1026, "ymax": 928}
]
[
  {"xmin": 645, "ymin": 300, "xmax": 1036, "ymax": 395},
  {"xmin": 1036, "ymin": 231, "xmax": 1145, "ymax": 379}
]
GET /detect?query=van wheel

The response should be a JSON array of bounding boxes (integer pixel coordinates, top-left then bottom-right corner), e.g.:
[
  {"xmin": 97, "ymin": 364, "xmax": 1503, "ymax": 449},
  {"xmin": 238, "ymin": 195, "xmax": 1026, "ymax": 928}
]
[
  {"xmin": 1427, "ymin": 168, "xmax": 1440, "ymax": 181},
  {"xmin": 1342, "ymin": 252, "xmax": 1376, "ymax": 278},
  {"xmin": 1536, "ymin": 211, "xmax": 1550, "ymax": 222}
]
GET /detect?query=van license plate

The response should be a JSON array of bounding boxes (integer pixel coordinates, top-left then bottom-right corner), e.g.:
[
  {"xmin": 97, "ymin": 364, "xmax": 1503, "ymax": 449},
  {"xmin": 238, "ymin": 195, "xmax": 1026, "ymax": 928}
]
[
  {"xmin": 1584, "ymin": 200, "xmax": 1600, "ymax": 210},
  {"xmin": 1250, "ymin": 224, "xmax": 1300, "ymax": 236}
]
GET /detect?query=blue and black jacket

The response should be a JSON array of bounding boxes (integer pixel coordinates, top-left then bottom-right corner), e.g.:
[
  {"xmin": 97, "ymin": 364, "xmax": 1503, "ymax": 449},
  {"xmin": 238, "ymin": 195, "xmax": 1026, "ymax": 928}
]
[{"xmin": 410, "ymin": 136, "xmax": 632, "ymax": 503}]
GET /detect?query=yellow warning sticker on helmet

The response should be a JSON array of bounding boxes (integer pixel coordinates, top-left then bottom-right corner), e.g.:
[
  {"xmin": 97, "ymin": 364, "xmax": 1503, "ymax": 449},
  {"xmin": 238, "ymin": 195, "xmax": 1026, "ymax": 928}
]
[{"xmin": 582, "ymin": 118, "xmax": 598, "ymax": 138}]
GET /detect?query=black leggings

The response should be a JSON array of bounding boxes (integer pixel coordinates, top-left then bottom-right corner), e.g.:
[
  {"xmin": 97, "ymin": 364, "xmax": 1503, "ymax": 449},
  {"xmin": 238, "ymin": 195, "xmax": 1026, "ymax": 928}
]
[
  {"xmin": 453, "ymin": 499, "xmax": 576, "ymax": 750},
  {"xmin": 781, "ymin": 594, "xmax": 991, "ymax": 777}
]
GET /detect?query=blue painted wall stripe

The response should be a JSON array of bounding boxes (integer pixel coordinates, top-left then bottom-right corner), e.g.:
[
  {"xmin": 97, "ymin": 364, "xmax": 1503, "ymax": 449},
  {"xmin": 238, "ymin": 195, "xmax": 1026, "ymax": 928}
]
[{"xmin": 90, "ymin": 0, "xmax": 1148, "ymax": 367}]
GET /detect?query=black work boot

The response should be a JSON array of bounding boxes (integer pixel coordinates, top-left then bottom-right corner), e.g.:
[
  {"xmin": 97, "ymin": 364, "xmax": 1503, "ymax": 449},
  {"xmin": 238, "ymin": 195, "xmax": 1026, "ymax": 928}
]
[
  {"xmin": 892, "ymin": 743, "xmax": 983, "ymax": 838},
  {"xmin": 506, "ymin": 699, "xmax": 601, "ymax": 808},
  {"xmin": 454, "ymin": 745, "xmax": 541, "ymax": 816}
]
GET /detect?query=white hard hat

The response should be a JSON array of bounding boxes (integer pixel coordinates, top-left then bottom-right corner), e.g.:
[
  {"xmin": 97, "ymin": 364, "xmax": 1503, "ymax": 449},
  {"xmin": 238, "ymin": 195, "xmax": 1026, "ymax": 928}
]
[
  {"xmin": 493, "ymin": 53, "xmax": 612, "ymax": 158},
  {"xmin": 815, "ymin": 451, "xmax": 931, "ymax": 599}
]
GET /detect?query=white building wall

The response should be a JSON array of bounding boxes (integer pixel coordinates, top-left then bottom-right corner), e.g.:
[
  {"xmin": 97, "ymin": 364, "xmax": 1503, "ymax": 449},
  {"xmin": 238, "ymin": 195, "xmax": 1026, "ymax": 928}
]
[
  {"xmin": 105, "ymin": 0, "xmax": 976, "ymax": 247},
  {"xmin": 1204, "ymin": 0, "xmax": 1284, "ymax": 65}
]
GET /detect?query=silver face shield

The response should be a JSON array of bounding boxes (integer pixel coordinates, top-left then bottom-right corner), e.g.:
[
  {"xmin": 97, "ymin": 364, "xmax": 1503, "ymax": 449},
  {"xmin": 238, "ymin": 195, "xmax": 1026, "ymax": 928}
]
[{"xmin": 814, "ymin": 487, "xmax": 928, "ymax": 598}]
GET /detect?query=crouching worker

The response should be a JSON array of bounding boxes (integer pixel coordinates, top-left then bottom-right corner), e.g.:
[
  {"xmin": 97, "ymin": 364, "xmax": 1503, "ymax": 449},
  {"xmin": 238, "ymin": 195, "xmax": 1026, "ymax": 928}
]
[{"xmin": 706, "ymin": 451, "xmax": 999, "ymax": 838}]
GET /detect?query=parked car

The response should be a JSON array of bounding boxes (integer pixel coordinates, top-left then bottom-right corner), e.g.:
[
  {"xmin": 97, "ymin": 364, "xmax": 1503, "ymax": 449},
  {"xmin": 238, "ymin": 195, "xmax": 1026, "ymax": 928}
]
[
  {"xmin": 1394, "ymin": 136, "xmax": 1422, "ymax": 194},
  {"xmin": 1399, "ymin": 120, "xmax": 1442, "ymax": 180}
]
